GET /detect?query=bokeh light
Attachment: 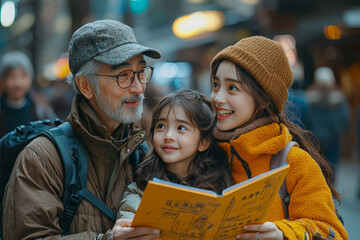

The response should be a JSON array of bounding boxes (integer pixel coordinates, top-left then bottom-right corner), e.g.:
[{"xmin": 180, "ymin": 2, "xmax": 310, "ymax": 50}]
[
  {"xmin": 1, "ymin": 1, "xmax": 16, "ymax": 27},
  {"xmin": 172, "ymin": 11, "xmax": 225, "ymax": 39},
  {"xmin": 324, "ymin": 25, "xmax": 342, "ymax": 40}
]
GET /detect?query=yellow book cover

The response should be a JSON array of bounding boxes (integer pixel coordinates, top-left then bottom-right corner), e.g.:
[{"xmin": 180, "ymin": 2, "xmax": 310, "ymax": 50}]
[{"xmin": 132, "ymin": 164, "xmax": 290, "ymax": 240}]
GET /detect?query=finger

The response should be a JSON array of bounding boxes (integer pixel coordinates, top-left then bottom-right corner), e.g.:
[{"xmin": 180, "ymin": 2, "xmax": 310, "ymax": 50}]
[
  {"xmin": 113, "ymin": 232, "xmax": 160, "ymax": 240},
  {"xmin": 243, "ymin": 222, "xmax": 275, "ymax": 232},
  {"xmin": 113, "ymin": 226, "xmax": 160, "ymax": 238},
  {"xmin": 115, "ymin": 218, "xmax": 133, "ymax": 227},
  {"xmin": 236, "ymin": 231, "xmax": 259, "ymax": 239},
  {"xmin": 127, "ymin": 234, "xmax": 161, "ymax": 240}
]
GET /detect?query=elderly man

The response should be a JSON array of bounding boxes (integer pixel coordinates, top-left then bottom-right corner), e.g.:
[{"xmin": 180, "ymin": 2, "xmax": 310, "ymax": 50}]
[{"xmin": 3, "ymin": 19, "xmax": 161, "ymax": 239}]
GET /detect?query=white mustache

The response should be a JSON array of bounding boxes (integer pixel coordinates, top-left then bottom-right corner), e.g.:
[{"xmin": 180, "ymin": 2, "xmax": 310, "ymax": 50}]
[{"xmin": 121, "ymin": 94, "xmax": 144, "ymax": 104}]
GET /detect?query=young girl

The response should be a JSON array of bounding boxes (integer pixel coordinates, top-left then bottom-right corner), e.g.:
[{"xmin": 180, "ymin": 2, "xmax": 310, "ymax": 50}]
[
  {"xmin": 210, "ymin": 36, "xmax": 348, "ymax": 240},
  {"xmin": 117, "ymin": 89, "xmax": 233, "ymax": 220}
]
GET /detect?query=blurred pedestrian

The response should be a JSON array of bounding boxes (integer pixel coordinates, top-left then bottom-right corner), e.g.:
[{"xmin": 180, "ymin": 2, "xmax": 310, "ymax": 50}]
[
  {"xmin": 0, "ymin": 51, "xmax": 56, "ymax": 138},
  {"xmin": 286, "ymin": 76, "xmax": 308, "ymax": 128},
  {"xmin": 274, "ymin": 34, "xmax": 308, "ymax": 128},
  {"xmin": 304, "ymin": 67, "xmax": 350, "ymax": 177}
]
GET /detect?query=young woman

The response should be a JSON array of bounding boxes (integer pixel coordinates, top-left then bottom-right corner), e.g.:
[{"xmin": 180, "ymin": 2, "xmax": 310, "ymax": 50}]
[
  {"xmin": 210, "ymin": 36, "xmax": 348, "ymax": 240},
  {"xmin": 117, "ymin": 89, "xmax": 233, "ymax": 219}
]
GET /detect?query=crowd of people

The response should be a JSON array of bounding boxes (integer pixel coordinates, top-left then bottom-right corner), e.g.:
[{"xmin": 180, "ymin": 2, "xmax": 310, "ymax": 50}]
[{"xmin": 0, "ymin": 19, "xmax": 352, "ymax": 240}]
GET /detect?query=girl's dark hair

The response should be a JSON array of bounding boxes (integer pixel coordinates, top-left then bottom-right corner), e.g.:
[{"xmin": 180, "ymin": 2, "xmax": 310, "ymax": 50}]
[
  {"xmin": 136, "ymin": 89, "xmax": 233, "ymax": 194},
  {"xmin": 211, "ymin": 61, "xmax": 341, "ymax": 202}
]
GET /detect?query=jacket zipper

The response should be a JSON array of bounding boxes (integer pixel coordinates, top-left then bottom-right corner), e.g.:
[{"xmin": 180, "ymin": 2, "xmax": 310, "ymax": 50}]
[{"xmin": 230, "ymin": 145, "xmax": 252, "ymax": 179}]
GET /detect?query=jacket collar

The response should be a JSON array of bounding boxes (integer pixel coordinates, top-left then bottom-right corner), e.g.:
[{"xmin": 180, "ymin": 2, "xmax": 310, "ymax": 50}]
[
  {"xmin": 220, "ymin": 122, "xmax": 293, "ymax": 158},
  {"xmin": 214, "ymin": 115, "xmax": 279, "ymax": 142}
]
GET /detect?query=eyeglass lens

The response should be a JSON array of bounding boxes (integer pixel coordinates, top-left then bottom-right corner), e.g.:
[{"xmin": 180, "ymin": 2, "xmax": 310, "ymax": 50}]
[{"xmin": 117, "ymin": 67, "xmax": 152, "ymax": 88}]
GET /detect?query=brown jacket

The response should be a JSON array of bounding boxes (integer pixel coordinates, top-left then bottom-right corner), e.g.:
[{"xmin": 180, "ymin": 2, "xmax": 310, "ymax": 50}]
[{"xmin": 3, "ymin": 95, "xmax": 147, "ymax": 239}]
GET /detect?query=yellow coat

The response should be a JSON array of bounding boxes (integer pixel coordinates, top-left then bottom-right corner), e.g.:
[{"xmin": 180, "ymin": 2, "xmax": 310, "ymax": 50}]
[{"xmin": 218, "ymin": 123, "xmax": 348, "ymax": 240}]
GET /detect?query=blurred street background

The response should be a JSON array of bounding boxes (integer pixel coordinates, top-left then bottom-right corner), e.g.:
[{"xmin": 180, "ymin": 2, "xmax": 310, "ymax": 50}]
[
  {"xmin": 337, "ymin": 161, "xmax": 360, "ymax": 239},
  {"xmin": 0, "ymin": 0, "xmax": 359, "ymax": 238}
]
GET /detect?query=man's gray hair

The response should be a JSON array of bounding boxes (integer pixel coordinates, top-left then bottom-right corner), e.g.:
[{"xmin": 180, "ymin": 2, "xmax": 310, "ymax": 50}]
[{"xmin": 66, "ymin": 60, "xmax": 100, "ymax": 94}]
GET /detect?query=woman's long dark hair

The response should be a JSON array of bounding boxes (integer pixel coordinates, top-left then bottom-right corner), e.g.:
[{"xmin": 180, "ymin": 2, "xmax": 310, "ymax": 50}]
[
  {"xmin": 211, "ymin": 61, "xmax": 341, "ymax": 202},
  {"xmin": 136, "ymin": 89, "xmax": 233, "ymax": 194}
]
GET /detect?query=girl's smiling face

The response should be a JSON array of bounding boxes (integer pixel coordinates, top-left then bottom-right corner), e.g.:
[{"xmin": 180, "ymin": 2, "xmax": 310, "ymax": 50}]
[
  {"xmin": 210, "ymin": 60, "xmax": 256, "ymax": 131},
  {"xmin": 152, "ymin": 105, "xmax": 209, "ymax": 178}
]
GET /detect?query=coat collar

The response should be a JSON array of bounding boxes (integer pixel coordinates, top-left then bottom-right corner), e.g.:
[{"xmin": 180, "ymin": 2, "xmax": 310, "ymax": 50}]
[
  {"xmin": 214, "ymin": 115, "xmax": 279, "ymax": 141},
  {"xmin": 219, "ymin": 122, "xmax": 293, "ymax": 160}
]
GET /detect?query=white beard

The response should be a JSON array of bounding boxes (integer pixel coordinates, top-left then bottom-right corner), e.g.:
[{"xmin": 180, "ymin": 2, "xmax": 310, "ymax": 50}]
[{"xmin": 94, "ymin": 90, "xmax": 144, "ymax": 124}]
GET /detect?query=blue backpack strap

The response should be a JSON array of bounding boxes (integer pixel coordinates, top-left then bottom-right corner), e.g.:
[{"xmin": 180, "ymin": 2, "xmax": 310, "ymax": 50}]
[
  {"xmin": 131, "ymin": 141, "xmax": 149, "ymax": 173},
  {"xmin": 270, "ymin": 141, "xmax": 297, "ymax": 219},
  {"xmin": 82, "ymin": 189, "xmax": 116, "ymax": 221},
  {"xmin": 43, "ymin": 122, "xmax": 88, "ymax": 235},
  {"xmin": 44, "ymin": 122, "xmax": 116, "ymax": 235}
]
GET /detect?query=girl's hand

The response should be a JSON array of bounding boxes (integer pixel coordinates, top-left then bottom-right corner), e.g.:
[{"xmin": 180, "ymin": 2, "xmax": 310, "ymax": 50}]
[{"xmin": 236, "ymin": 222, "xmax": 284, "ymax": 240}]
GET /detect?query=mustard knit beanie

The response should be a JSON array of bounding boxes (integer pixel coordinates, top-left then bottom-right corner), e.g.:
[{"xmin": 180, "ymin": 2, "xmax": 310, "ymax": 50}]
[{"xmin": 210, "ymin": 36, "xmax": 293, "ymax": 112}]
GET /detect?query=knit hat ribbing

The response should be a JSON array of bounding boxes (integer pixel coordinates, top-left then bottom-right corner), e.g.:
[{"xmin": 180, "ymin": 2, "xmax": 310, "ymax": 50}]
[{"xmin": 210, "ymin": 36, "xmax": 293, "ymax": 112}]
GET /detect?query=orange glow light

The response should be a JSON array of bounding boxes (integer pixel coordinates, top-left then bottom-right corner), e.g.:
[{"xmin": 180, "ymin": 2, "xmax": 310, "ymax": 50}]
[
  {"xmin": 172, "ymin": 11, "xmax": 225, "ymax": 39},
  {"xmin": 324, "ymin": 25, "xmax": 341, "ymax": 40},
  {"xmin": 52, "ymin": 58, "xmax": 70, "ymax": 79}
]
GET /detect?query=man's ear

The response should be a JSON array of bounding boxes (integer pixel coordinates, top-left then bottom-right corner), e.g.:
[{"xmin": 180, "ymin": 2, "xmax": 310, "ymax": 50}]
[
  {"xmin": 198, "ymin": 137, "xmax": 211, "ymax": 152},
  {"xmin": 75, "ymin": 75, "xmax": 94, "ymax": 100}
]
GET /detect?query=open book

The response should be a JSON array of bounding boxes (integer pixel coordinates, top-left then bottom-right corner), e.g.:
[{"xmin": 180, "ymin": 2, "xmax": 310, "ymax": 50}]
[{"xmin": 132, "ymin": 164, "xmax": 290, "ymax": 240}]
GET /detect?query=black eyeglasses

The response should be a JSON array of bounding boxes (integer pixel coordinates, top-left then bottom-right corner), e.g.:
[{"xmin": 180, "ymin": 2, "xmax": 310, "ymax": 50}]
[{"xmin": 93, "ymin": 66, "xmax": 154, "ymax": 89}]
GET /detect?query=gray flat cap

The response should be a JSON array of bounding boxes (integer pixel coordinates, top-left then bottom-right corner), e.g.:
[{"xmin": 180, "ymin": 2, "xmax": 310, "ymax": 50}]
[{"xmin": 68, "ymin": 19, "xmax": 161, "ymax": 75}]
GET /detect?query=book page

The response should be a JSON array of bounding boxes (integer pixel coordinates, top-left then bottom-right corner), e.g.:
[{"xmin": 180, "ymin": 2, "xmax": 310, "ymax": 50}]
[
  {"xmin": 132, "ymin": 181, "xmax": 221, "ymax": 239},
  {"xmin": 132, "ymin": 164, "xmax": 289, "ymax": 240},
  {"xmin": 210, "ymin": 164, "xmax": 290, "ymax": 239}
]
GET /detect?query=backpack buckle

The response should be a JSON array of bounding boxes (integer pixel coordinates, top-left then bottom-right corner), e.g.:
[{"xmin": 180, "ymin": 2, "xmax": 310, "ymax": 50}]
[{"xmin": 62, "ymin": 193, "xmax": 81, "ymax": 218}]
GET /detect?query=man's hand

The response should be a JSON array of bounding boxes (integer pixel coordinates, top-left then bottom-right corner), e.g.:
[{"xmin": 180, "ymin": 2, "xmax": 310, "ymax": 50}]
[{"xmin": 112, "ymin": 219, "xmax": 160, "ymax": 240}]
